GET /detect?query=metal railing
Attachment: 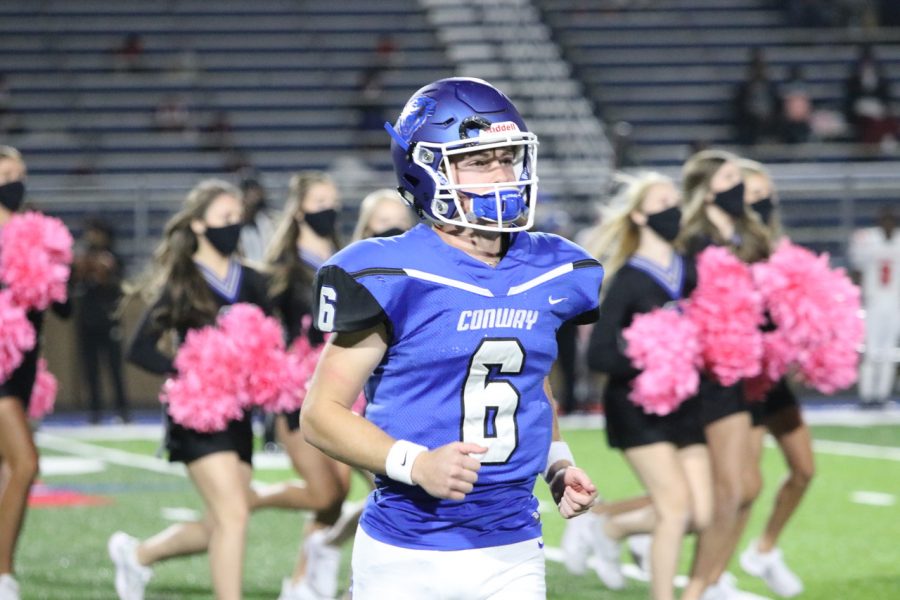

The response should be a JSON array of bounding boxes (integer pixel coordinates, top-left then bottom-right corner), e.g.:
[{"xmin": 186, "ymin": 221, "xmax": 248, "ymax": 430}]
[{"xmin": 26, "ymin": 161, "xmax": 899, "ymax": 274}]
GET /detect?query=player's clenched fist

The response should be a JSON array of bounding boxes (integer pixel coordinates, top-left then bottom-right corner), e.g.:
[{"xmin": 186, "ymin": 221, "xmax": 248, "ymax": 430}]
[
  {"xmin": 411, "ymin": 442, "xmax": 487, "ymax": 500},
  {"xmin": 549, "ymin": 466, "xmax": 597, "ymax": 518}
]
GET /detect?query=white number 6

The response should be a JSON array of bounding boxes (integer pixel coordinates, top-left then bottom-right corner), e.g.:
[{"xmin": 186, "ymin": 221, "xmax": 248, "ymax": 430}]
[
  {"xmin": 318, "ymin": 286, "xmax": 337, "ymax": 332},
  {"xmin": 461, "ymin": 338, "xmax": 524, "ymax": 464}
]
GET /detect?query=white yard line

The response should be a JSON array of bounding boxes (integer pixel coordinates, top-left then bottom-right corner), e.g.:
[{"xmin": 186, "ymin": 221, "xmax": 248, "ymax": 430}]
[
  {"xmin": 805, "ymin": 439, "xmax": 900, "ymax": 462},
  {"xmin": 850, "ymin": 491, "xmax": 896, "ymax": 507},
  {"xmin": 34, "ymin": 432, "xmax": 286, "ymax": 487},
  {"xmin": 559, "ymin": 404, "xmax": 900, "ymax": 429},
  {"xmin": 36, "ymin": 431, "xmax": 185, "ymax": 477}
]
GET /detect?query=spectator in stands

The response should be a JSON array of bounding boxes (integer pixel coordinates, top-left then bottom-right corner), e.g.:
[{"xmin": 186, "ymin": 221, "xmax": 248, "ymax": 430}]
[
  {"xmin": 223, "ymin": 151, "xmax": 253, "ymax": 175},
  {"xmin": 113, "ymin": 33, "xmax": 145, "ymax": 73},
  {"xmin": 201, "ymin": 110, "xmax": 235, "ymax": 153},
  {"xmin": 238, "ymin": 177, "xmax": 277, "ymax": 263},
  {"xmin": 611, "ymin": 121, "xmax": 638, "ymax": 168},
  {"xmin": 72, "ymin": 218, "xmax": 130, "ymax": 424},
  {"xmin": 355, "ymin": 35, "xmax": 399, "ymax": 147},
  {"xmin": 733, "ymin": 49, "xmax": 781, "ymax": 145},
  {"xmin": 844, "ymin": 45, "xmax": 896, "ymax": 145},
  {"xmin": 153, "ymin": 94, "xmax": 191, "ymax": 133},
  {"xmin": 778, "ymin": 66, "xmax": 814, "ymax": 144},
  {"xmin": 849, "ymin": 205, "xmax": 900, "ymax": 407}
]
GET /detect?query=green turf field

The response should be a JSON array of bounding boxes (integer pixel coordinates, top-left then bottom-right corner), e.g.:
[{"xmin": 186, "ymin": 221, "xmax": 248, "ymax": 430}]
[{"xmin": 16, "ymin": 424, "xmax": 900, "ymax": 599}]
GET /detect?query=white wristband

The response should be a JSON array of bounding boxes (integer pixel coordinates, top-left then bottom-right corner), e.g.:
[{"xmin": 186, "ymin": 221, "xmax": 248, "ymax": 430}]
[
  {"xmin": 542, "ymin": 441, "xmax": 575, "ymax": 482},
  {"xmin": 385, "ymin": 440, "xmax": 428, "ymax": 486}
]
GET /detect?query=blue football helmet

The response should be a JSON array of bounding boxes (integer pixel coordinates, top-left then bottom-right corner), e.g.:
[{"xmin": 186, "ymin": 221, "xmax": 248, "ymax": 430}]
[{"xmin": 385, "ymin": 77, "xmax": 539, "ymax": 232}]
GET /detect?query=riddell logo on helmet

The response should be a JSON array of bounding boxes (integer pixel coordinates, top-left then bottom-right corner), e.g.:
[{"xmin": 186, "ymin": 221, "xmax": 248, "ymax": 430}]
[{"xmin": 483, "ymin": 121, "xmax": 520, "ymax": 134}]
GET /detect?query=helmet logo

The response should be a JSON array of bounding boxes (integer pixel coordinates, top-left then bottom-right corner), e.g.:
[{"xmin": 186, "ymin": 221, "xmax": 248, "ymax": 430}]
[{"xmin": 396, "ymin": 95, "xmax": 437, "ymax": 146}]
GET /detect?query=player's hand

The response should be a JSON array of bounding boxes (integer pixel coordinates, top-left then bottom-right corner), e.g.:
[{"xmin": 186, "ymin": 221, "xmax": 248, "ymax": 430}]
[
  {"xmin": 549, "ymin": 466, "xmax": 597, "ymax": 518},
  {"xmin": 411, "ymin": 442, "xmax": 487, "ymax": 500}
]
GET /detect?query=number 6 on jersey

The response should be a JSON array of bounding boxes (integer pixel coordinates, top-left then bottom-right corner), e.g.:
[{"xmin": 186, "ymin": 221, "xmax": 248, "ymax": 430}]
[
  {"xmin": 318, "ymin": 286, "xmax": 337, "ymax": 332},
  {"xmin": 461, "ymin": 338, "xmax": 525, "ymax": 464}
]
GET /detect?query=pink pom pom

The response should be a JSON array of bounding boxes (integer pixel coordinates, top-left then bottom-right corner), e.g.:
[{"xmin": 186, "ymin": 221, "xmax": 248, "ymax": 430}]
[
  {"xmin": 623, "ymin": 308, "xmax": 702, "ymax": 415},
  {"xmin": 796, "ymin": 263, "xmax": 863, "ymax": 393},
  {"xmin": 0, "ymin": 212, "xmax": 73, "ymax": 311},
  {"xmin": 0, "ymin": 290, "xmax": 36, "ymax": 382},
  {"xmin": 752, "ymin": 240, "xmax": 863, "ymax": 394},
  {"xmin": 278, "ymin": 333, "xmax": 327, "ymax": 412},
  {"xmin": 218, "ymin": 303, "xmax": 296, "ymax": 412},
  {"xmin": 28, "ymin": 358, "xmax": 57, "ymax": 420},
  {"xmin": 685, "ymin": 247, "xmax": 764, "ymax": 386},
  {"xmin": 744, "ymin": 331, "xmax": 794, "ymax": 401},
  {"xmin": 162, "ymin": 326, "xmax": 245, "ymax": 432}
]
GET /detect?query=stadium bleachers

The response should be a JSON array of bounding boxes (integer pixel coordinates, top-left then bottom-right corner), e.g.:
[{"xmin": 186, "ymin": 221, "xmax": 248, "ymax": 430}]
[
  {"xmin": 2, "ymin": 0, "xmax": 897, "ymax": 266},
  {"xmin": 537, "ymin": 0, "xmax": 900, "ymax": 165},
  {"xmin": 536, "ymin": 0, "xmax": 900, "ymax": 258},
  {"xmin": 1, "ymin": 0, "xmax": 453, "ymax": 180}
]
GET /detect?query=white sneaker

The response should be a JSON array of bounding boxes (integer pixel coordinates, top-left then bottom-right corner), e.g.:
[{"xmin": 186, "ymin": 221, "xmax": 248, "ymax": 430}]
[
  {"xmin": 279, "ymin": 577, "xmax": 328, "ymax": 600},
  {"xmin": 0, "ymin": 574, "xmax": 20, "ymax": 600},
  {"xmin": 587, "ymin": 513, "xmax": 625, "ymax": 590},
  {"xmin": 108, "ymin": 531, "xmax": 153, "ymax": 600},
  {"xmin": 740, "ymin": 541, "xmax": 803, "ymax": 597},
  {"xmin": 627, "ymin": 533, "xmax": 652, "ymax": 575},
  {"xmin": 700, "ymin": 579, "xmax": 728, "ymax": 600},
  {"xmin": 560, "ymin": 512, "xmax": 595, "ymax": 575},
  {"xmin": 303, "ymin": 529, "xmax": 341, "ymax": 599}
]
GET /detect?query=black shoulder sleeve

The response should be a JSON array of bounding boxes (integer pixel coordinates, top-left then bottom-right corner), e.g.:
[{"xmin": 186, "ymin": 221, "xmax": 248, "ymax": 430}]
[
  {"xmin": 126, "ymin": 295, "xmax": 176, "ymax": 375},
  {"xmin": 242, "ymin": 266, "xmax": 274, "ymax": 316},
  {"xmin": 586, "ymin": 271, "xmax": 641, "ymax": 378},
  {"xmin": 682, "ymin": 255, "xmax": 699, "ymax": 298},
  {"xmin": 313, "ymin": 265, "xmax": 388, "ymax": 333},
  {"xmin": 568, "ymin": 307, "xmax": 600, "ymax": 326}
]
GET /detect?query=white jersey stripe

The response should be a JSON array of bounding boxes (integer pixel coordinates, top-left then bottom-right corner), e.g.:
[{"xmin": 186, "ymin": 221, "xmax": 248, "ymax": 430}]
[
  {"xmin": 403, "ymin": 268, "xmax": 495, "ymax": 297},
  {"xmin": 506, "ymin": 263, "xmax": 573, "ymax": 296}
]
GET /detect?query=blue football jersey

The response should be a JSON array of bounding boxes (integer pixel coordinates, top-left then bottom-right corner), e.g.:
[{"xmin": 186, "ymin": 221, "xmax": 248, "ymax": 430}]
[{"xmin": 313, "ymin": 224, "xmax": 603, "ymax": 550}]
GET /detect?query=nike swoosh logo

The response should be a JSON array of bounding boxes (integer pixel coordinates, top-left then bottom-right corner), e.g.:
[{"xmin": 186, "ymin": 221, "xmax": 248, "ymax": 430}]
[
  {"xmin": 538, "ymin": 540, "xmax": 545, "ymax": 549},
  {"xmin": 548, "ymin": 296, "xmax": 568, "ymax": 305},
  {"xmin": 400, "ymin": 451, "xmax": 408, "ymax": 467}
]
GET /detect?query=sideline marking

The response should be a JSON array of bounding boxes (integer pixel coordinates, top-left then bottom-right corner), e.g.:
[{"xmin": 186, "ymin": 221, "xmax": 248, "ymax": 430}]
[
  {"xmin": 39, "ymin": 456, "xmax": 106, "ymax": 476},
  {"xmin": 850, "ymin": 491, "xmax": 896, "ymax": 506}
]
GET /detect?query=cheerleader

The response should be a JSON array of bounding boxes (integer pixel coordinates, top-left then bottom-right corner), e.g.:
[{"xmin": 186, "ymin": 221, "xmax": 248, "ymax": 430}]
[
  {"xmin": 0, "ymin": 146, "xmax": 71, "ymax": 600},
  {"xmin": 738, "ymin": 160, "xmax": 809, "ymax": 597},
  {"xmin": 294, "ymin": 189, "xmax": 415, "ymax": 596},
  {"xmin": 350, "ymin": 187, "xmax": 416, "ymax": 241},
  {"xmin": 572, "ymin": 174, "xmax": 712, "ymax": 600},
  {"xmin": 108, "ymin": 179, "xmax": 271, "ymax": 600},
  {"xmin": 676, "ymin": 150, "xmax": 772, "ymax": 600},
  {"xmin": 251, "ymin": 171, "xmax": 352, "ymax": 600}
]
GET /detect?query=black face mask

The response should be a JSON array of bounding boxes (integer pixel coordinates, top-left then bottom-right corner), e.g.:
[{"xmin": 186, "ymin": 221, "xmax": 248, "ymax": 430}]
[
  {"xmin": 0, "ymin": 180, "xmax": 25, "ymax": 213},
  {"xmin": 750, "ymin": 196, "xmax": 774, "ymax": 224},
  {"xmin": 304, "ymin": 208, "xmax": 338, "ymax": 238},
  {"xmin": 372, "ymin": 227, "xmax": 406, "ymax": 239},
  {"xmin": 644, "ymin": 205, "xmax": 682, "ymax": 242},
  {"xmin": 713, "ymin": 181, "xmax": 746, "ymax": 218},
  {"xmin": 204, "ymin": 223, "xmax": 243, "ymax": 256}
]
